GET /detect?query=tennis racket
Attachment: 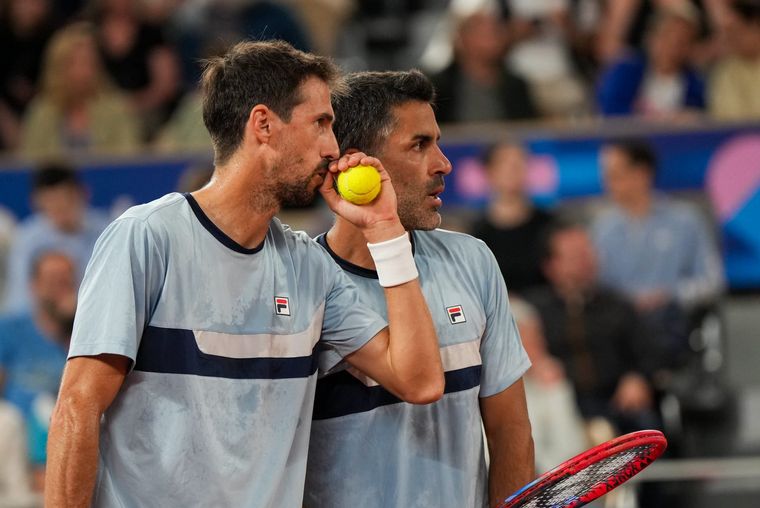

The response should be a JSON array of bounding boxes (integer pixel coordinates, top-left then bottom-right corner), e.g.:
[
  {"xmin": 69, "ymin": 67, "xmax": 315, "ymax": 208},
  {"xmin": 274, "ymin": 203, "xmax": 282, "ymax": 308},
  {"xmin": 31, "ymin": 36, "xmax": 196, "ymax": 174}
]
[{"xmin": 497, "ymin": 429, "xmax": 667, "ymax": 508}]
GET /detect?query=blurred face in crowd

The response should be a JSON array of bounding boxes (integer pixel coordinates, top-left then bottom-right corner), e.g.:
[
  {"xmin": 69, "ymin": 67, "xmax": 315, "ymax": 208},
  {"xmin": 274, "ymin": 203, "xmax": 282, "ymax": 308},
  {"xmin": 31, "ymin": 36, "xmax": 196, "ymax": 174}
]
[
  {"xmin": 601, "ymin": 146, "xmax": 653, "ymax": 206},
  {"xmin": 725, "ymin": 10, "xmax": 760, "ymax": 59},
  {"xmin": 9, "ymin": 0, "xmax": 49, "ymax": 34},
  {"xmin": 31, "ymin": 252, "xmax": 76, "ymax": 307},
  {"xmin": 486, "ymin": 144, "xmax": 528, "ymax": 198},
  {"xmin": 33, "ymin": 183, "xmax": 87, "ymax": 233},
  {"xmin": 30, "ymin": 252, "xmax": 77, "ymax": 338},
  {"xmin": 543, "ymin": 228, "xmax": 598, "ymax": 294},
  {"xmin": 66, "ymin": 37, "xmax": 101, "ymax": 99},
  {"xmin": 455, "ymin": 12, "xmax": 509, "ymax": 65},
  {"xmin": 647, "ymin": 14, "xmax": 697, "ymax": 73},
  {"xmin": 376, "ymin": 101, "xmax": 451, "ymax": 230}
]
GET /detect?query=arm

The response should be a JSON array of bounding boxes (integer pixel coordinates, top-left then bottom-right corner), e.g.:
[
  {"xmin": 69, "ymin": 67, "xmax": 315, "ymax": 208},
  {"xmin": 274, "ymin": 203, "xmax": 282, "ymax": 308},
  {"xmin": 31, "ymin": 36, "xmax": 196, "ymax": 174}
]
[
  {"xmin": 320, "ymin": 153, "xmax": 444, "ymax": 404},
  {"xmin": 596, "ymin": 0, "xmax": 640, "ymax": 62},
  {"xmin": 45, "ymin": 354, "xmax": 129, "ymax": 508},
  {"xmin": 343, "ymin": 279, "xmax": 443, "ymax": 404},
  {"xmin": 481, "ymin": 378, "xmax": 535, "ymax": 507}
]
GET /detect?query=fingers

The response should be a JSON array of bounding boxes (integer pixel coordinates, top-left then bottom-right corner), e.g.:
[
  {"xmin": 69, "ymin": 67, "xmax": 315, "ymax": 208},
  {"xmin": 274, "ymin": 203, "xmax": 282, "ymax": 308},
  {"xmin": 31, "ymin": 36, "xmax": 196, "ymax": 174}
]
[
  {"xmin": 319, "ymin": 170, "xmax": 340, "ymax": 209},
  {"xmin": 328, "ymin": 152, "xmax": 386, "ymax": 176}
]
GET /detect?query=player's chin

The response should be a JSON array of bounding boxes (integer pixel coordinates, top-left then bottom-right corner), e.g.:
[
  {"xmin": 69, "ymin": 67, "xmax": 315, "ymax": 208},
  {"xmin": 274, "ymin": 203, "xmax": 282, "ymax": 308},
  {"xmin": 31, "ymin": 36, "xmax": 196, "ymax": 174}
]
[{"xmin": 408, "ymin": 212, "xmax": 441, "ymax": 231}]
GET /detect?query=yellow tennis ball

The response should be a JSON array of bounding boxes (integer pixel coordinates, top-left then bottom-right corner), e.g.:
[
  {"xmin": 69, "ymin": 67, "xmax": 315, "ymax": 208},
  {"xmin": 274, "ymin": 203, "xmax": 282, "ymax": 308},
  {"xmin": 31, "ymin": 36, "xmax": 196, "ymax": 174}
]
[{"xmin": 336, "ymin": 164, "xmax": 381, "ymax": 205}]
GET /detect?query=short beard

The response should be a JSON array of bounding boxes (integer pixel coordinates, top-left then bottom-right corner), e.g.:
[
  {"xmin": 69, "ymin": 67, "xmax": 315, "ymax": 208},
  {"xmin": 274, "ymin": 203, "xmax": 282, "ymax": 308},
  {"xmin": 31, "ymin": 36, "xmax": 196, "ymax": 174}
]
[
  {"xmin": 275, "ymin": 159, "xmax": 329, "ymax": 208},
  {"xmin": 398, "ymin": 198, "xmax": 441, "ymax": 231}
]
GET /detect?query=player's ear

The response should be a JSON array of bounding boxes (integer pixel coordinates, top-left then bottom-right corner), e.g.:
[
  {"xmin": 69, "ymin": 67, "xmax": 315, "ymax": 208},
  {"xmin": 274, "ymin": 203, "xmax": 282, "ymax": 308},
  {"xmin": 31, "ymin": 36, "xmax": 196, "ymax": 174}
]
[{"xmin": 248, "ymin": 104, "xmax": 274, "ymax": 144}]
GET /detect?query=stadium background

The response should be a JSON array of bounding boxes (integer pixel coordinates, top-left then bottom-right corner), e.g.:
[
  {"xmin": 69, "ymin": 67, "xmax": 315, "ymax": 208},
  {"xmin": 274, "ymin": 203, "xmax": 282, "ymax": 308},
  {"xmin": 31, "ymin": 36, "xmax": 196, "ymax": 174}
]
[{"xmin": 1, "ymin": 0, "xmax": 759, "ymax": 506}]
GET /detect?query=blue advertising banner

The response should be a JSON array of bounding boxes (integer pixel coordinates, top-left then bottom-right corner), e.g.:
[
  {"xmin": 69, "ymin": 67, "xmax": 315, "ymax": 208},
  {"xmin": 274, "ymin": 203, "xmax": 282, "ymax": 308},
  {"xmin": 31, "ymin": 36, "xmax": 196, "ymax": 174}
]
[{"xmin": 1, "ymin": 123, "xmax": 759, "ymax": 288}]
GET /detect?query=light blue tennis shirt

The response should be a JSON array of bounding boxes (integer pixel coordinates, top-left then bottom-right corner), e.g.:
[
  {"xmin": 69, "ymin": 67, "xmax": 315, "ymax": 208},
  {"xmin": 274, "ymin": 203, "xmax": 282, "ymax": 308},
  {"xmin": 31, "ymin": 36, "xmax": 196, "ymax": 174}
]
[
  {"xmin": 67, "ymin": 193, "xmax": 387, "ymax": 508},
  {"xmin": 306, "ymin": 229, "xmax": 531, "ymax": 508}
]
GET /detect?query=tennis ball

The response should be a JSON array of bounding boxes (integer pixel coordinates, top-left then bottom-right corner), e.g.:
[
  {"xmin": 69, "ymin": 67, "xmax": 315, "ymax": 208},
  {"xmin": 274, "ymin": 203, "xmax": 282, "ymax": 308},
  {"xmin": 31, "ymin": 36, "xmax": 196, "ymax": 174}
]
[{"xmin": 336, "ymin": 164, "xmax": 381, "ymax": 205}]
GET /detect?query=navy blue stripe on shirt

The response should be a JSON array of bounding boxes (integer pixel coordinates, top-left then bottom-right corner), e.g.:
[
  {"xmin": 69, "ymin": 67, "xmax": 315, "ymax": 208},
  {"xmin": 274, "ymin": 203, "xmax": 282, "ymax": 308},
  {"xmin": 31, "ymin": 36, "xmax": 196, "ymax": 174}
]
[
  {"xmin": 312, "ymin": 365, "xmax": 482, "ymax": 420},
  {"xmin": 134, "ymin": 326, "xmax": 319, "ymax": 379}
]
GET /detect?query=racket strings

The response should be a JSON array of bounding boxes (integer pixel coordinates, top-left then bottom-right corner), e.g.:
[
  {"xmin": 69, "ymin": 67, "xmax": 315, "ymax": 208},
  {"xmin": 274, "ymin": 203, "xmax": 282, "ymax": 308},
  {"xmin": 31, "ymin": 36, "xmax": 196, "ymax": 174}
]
[{"xmin": 516, "ymin": 444, "xmax": 654, "ymax": 507}]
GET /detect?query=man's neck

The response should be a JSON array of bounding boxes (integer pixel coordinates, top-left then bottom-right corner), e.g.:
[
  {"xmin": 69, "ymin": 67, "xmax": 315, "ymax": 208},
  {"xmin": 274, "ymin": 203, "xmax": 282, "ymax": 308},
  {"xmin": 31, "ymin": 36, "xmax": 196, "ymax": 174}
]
[
  {"xmin": 487, "ymin": 194, "xmax": 531, "ymax": 227},
  {"xmin": 191, "ymin": 158, "xmax": 277, "ymax": 249},
  {"xmin": 325, "ymin": 217, "xmax": 380, "ymax": 270}
]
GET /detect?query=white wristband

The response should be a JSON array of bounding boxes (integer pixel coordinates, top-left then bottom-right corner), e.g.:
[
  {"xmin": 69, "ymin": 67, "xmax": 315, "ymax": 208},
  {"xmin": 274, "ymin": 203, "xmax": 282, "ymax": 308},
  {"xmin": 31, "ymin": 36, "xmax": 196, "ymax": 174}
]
[{"xmin": 367, "ymin": 233, "xmax": 419, "ymax": 287}]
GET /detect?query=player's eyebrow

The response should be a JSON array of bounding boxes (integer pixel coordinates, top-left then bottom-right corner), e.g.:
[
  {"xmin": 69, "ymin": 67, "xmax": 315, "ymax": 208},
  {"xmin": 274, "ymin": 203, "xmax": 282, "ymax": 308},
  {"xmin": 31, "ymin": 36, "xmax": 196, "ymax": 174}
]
[
  {"xmin": 412, "ymin": 134, "xmax": 434, "ymax": 144},
  {"xmin": 317, "ymin": 112, "xmax": 334, "ymax": 124}
]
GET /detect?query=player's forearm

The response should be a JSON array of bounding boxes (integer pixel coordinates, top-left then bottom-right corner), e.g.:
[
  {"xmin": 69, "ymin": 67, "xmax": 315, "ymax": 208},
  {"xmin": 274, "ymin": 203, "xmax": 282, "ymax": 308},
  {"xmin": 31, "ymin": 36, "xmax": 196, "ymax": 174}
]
[
  {"xmin": 488, "ymin": 429, "xmax": 535, "ymax": 507},
  {"xmin": 46, "ymin": 397, "xmax": 102, "ymax": 507},
  {"xmin": 384, "ymin": 280, "xmax": 444, "ymax": 404}
]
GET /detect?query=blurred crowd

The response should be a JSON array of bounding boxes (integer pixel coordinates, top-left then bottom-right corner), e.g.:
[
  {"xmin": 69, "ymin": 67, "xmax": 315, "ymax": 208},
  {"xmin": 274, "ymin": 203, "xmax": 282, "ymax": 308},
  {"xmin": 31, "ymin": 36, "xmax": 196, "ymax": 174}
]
[
  {"xmin": 0, "ymin": 0, "xmax": 760, "ymax": 157},
  {"xmin": 0, "ymin": 0, "xmax": 753, "ymax": 504}
]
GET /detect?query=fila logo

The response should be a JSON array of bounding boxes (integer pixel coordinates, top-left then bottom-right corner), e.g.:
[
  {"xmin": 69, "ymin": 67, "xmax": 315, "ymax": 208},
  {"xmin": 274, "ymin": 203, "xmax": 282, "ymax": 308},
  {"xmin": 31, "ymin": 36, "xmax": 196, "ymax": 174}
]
[
  {"xmin": 446, "ymin": 305, "xmax": 466, "ymax": 324},
  {"xmin": 274, "ymin": 297, "xmax": 290, "ymax": 316}
]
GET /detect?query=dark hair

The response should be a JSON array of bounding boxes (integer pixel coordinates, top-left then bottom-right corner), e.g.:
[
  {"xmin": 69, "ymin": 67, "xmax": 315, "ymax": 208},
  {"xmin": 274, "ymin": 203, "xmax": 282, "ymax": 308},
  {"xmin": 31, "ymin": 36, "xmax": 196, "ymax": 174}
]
[
  {"xmin": 32, "ymin": 163, "xmax": 81, "ymax": 193},
  {"xmin": 29, "ymin": 250, "xmax": 73, "ymax": 280},
  {"xmin": 730, "ymin": 0, "xmax": 760, "ymax": 23},
  {"xmin": 480, "ymin": 140, "xmax": 526, "ymax": 168},
  {"xmin": 537, "ymin": 219, "xmax": 585, "ymax": 262},
  {"xmin": 605, "ymin": 139, "xmax": 658, "ymax": 176},
  {"xmin": 201, "ymin": 40, "xmax": 343, "ymax": 164},
  {"xmin": 331, "ymin": 70, "xmax": 436, "ymax": 155}
]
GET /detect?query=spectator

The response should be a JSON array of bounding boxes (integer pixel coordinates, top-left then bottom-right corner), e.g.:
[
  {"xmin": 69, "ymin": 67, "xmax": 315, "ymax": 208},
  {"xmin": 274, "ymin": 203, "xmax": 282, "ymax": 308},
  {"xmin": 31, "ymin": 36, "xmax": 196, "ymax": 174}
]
[
  {"xmin": 19, "ymin": 22, "xmax": 140, "ymax": 159},
  {"xmin": 525, "ymin": 221, "xmax": 660, "ymax": 434},
  {"xmin": 592, "ymin": 140, "xmax": 724, "ymax": 368},
  {"xmin": 504, "ymin": 0, "xmax": 591, "ymax": 117},
  {"xmin": 0, "ymin": 0, "xmax": 56, "ymax": 151},
  {"xmin": 595, "ymin": 0, "xmax": 721, "ymax": 64},
  {"xmin": 471, "ymin": 141, "xmax": 554, "ymax": 294},
  {"xmin": 709, "ymin": 0, "xmax": 760, "ymax": 120},
  {"xmin": 430, "ymin": 9, "xmax": 538, "ymax": 123},
  {"xmin": 3, "ymin": 163, "xmax": 109, "ymax": 315},
  {"xmin": 0, "ymin": 250, "xmax": 75, "ymax": 485},
  {"xmin": 88, "ymin": 0, "xmax": 184, "ymax": 141},
  {"xmin": 596, "ymin": 4, "xmax": 705, "ymax": 118},
  {"xmin": 511, "ymin": 297, "xmax": 587, "ymax": 473}
]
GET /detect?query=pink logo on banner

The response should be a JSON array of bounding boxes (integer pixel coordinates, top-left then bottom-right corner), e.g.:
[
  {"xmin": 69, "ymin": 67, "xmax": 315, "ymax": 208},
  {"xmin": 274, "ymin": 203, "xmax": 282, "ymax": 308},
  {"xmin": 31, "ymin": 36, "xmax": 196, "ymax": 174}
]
[
  {"xmin": 527, "ymin": 155, "xmax": 560, "ymax": 195},
  {"xmin": 453, "ymin": 155, "xmax": 559, "ymax": 200},
  {"xmin": 706, "ymin": 135, "xmax": 760, "ymax": 222}
]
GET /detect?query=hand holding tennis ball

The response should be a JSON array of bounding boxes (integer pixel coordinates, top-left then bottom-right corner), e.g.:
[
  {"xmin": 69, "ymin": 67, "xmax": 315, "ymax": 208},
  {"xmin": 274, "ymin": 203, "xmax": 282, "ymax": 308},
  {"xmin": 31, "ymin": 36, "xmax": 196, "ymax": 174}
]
[{"xmin": 336, "ymin": 164, "xmax": 381, "ymax": 205}]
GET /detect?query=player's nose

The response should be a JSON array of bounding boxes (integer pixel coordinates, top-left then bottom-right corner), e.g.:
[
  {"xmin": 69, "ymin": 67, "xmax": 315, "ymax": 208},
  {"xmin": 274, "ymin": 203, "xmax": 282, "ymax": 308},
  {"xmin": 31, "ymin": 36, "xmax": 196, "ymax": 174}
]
[
  {"xmin": 432, "ymin": 145, "xmax": 452, "ymax": 176},
  {"xmin": 322, "ymin": 130, "xmax": 340, "ymax": 161}
]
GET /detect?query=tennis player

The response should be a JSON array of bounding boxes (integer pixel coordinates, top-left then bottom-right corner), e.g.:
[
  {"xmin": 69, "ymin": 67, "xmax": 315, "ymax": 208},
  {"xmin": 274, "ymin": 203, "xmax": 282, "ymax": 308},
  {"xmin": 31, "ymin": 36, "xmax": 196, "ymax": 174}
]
[
  {"xmin": 305, "ymin": 70, "xmax": 534, "ymax": 507},
  {"xmin": 44, "ymin": 42, "xmax": 443, "ymax": 508}
]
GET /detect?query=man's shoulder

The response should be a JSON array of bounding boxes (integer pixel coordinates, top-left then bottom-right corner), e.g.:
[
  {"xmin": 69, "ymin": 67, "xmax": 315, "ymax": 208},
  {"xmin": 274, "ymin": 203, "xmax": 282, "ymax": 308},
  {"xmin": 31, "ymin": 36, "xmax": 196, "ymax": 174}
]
[
  {"xmin": 415, "ymin": 228, "xmax": 491, "ymax": 259},
  {"xmin": 117, "ymin": 193, "xmax": 186, "ymax": 223},
  {"xmin": 271, "ymin": 220, "xmax": 334, "ymax": 270}
]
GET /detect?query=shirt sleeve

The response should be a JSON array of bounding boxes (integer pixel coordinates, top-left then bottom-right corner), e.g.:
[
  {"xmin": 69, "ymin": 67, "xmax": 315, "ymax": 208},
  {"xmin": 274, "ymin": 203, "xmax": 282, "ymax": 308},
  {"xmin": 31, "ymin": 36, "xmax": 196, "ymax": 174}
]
[
  {"xmin": 477, "ymin": 243, "xmax": 531, "ymax": 398},
  {"xmin": 68, "ymin": 217, "xmax": 165, "ymax": 365},
  {"xmin": 318, "ymin": 259, "xmax": 388, "ymax": 372},
  {"xmin": 674, "ymin": 210, "xmax": 725, "ymax": 307}
]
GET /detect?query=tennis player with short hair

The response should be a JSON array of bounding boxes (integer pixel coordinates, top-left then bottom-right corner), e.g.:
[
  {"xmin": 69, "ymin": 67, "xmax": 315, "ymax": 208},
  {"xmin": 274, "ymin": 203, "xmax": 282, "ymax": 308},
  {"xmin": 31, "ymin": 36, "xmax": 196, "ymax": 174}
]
[
  {"xmin": 305, "ymin": 70, "xmax": 534, "ymax": 507},
  {"xmin": 44, "ymin": 42, "xmax": 444, "ymax": 508}
]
